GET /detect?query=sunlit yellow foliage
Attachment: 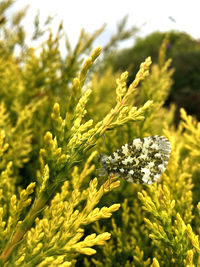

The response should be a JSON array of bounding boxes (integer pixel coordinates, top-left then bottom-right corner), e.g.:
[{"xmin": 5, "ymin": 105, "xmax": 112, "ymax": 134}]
[
  {"xmin": 0, "ymin": 5, "xmax": 153, "ymax": 264},
  {"xmin": 1, "ymin": 2, "xmax": 200, "ymax": 267}
]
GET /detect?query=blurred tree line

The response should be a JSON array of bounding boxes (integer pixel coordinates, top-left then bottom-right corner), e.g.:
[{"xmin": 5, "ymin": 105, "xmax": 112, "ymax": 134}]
[{"xmin": 103, "ymin": 31, "xmax": 200, "ymax": 122}]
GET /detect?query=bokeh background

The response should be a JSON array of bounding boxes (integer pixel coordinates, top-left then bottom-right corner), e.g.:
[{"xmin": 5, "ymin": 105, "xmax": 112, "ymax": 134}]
[
  {"xmin": 7, "ymin": 0, "xmax": 200, "ymax": 122},
  {"xmin": 9, "ymin": 0, "xmax": 200, "ymax": 47}
]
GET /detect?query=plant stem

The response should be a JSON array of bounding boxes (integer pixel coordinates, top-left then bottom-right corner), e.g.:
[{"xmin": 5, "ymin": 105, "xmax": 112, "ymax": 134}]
[{"xmin": 0, "ymin": 196, "xmax": 47, "ymax": 264}]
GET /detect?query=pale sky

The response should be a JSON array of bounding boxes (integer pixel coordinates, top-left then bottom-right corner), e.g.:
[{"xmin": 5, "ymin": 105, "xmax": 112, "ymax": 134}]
[{"xmin": 11, "ymin": 0, "xmax": 200, "ymax": 48}]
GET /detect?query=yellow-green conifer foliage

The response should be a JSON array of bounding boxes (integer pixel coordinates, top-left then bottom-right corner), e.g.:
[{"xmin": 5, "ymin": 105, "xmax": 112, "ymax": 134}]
[
  {"xmin": 0, "ymin": 42, "xmax": 152, "ymax": 265},
  {"xmin": 1, "ymin": 2, "xmax": 200, "ymax": 266},
  {"xmin": 83, "ymin": 36, "xmax": 200, "ymax": 267}
]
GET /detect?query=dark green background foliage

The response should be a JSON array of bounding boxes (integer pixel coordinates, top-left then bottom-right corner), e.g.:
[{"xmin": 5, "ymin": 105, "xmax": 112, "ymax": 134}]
[{"xmin": 105, "ymin": 31, "xmax": 200, "ymax": 121}]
